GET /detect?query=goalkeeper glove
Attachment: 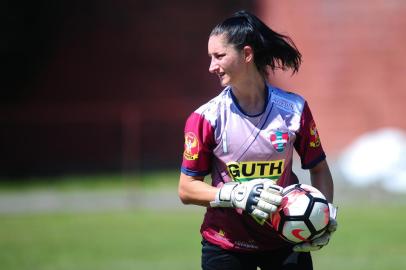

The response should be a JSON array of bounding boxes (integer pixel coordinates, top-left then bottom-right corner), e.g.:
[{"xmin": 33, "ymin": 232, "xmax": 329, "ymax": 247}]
[
  {"xmin": 210, "ymin": 179, "xmax": 283, "ymax": 220},
  {"xmin": 293, "ymin": 203, "xmax": 338, "ymax": 252}
]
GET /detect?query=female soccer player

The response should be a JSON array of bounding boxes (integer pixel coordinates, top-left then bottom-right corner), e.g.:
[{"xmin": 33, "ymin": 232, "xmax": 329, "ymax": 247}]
[{"xmin": 178, "ymin": 10, "xmax": 337, "ymax": 270}]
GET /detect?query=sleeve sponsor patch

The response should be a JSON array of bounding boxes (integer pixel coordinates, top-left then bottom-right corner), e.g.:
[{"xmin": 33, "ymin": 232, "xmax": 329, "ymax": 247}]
[
  {"xmin": 309, "ymin": 120, "xmax": 321, "ymax": 148},
  {"xmin": 184, "ymin": 132, "xmax": 200, "ymax": 160}
]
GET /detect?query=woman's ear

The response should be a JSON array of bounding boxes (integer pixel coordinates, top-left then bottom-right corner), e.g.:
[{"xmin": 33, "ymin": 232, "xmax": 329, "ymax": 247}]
[{"xmin": 243, "ymin": 45, "xmax": 254, "ymax": 63}]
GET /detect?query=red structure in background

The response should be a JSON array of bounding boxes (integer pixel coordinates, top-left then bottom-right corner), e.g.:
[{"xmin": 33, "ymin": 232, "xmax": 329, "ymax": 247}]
[
  {"xmin": 3, "ymin": 1, "xmax": 405, "ymax": 178},
  {"xmin": 258, "ymin": 0, "xmax": 406, "ymax": 155},
  {"xmin": 1, "ymin": 0, "xmax": 252, "ymax": 177}
]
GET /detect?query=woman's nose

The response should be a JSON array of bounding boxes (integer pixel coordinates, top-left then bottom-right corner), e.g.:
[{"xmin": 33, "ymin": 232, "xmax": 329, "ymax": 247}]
[{"xmin": 209, "ymin": 58, "xmax": 218, "ymax": 73}]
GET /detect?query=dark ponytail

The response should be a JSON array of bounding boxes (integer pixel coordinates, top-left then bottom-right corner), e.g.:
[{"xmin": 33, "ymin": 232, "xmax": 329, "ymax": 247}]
[{"xmin": 210, "ymin": 10, "xmax": 302, "ymax": 76}]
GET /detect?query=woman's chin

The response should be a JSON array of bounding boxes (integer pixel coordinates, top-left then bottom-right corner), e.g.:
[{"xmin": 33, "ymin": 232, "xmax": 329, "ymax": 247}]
[{"xmin": 219, "ymin": 79, "xmax": 230, "ymax": 87}]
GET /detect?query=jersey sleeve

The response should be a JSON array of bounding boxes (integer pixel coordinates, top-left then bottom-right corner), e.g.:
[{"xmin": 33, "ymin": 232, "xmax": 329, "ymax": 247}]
[
  {"xmin": 294, "ymin": 101, "xmax": 326, "ymax": 169},
  {"xmin": 181, "ymin": 112, "xmax": 216, "ymax": 177}
]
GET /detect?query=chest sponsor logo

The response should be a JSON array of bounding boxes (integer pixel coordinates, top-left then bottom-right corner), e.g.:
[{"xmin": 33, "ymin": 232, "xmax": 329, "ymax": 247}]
[
  {"xmin": 271, "ymin": 96, "xmax": 295, "ymax": 112},
  {"xmin": 226, "ymin": 160, "xmax": 285, "ymax": 182},
  {"xmin": 270, "ymin": 131, "xmax": 289, "ymax": 152},
  {"xmin": 309, "ymin": 120, "xmax": 321, "ymax": 148},
  {"xmin": 183, "ymin": 132, "xmax": 199, "ymax": 160}
]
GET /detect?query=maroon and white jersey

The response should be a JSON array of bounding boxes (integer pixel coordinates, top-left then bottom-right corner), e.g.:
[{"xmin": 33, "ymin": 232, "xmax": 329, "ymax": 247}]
[{"xmin": 181, "ymin": 84, "xmax": 326, "ymax": 252}]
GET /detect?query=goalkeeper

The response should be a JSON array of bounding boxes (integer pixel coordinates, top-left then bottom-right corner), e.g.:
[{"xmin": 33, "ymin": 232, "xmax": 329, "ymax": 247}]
[{"xmin": 178, "ymin": 10, "xmax": 337, "ymax": 270}]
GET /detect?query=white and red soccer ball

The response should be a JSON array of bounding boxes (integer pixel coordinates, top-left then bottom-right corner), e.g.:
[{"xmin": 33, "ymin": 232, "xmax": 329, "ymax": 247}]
[{"xmin": 271, "ymin": 184, "xmax": 330, "ymax": 244}]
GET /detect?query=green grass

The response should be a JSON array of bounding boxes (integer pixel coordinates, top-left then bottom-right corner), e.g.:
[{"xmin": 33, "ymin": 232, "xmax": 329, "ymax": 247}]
[
  {"xmin": 0, "ymin": 170, "xmax": 180, "ymax": 192},
  {"xmin": 1, "ymin": 172, "xmax": 405, "ymax": 270},
  {"xmin": 312, "ymin": 204, "xmax": 406, "ymax": 270},
  {"xmin": 0, "ymin": 205, "xmax": 405, "ymax": 270},
  {"xmin": 0, "ymin": 210, "xmax": 205, "ymax": 270}
]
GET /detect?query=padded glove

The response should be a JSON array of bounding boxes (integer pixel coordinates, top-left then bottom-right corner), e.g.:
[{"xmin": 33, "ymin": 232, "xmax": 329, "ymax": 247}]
[
  {"xmin": 210, "ymin": 179, "xmax": 283, "ymax": 220},
  {"xmin": 293, "ymin": 203, "xmax": 338, "ymax": 252}
]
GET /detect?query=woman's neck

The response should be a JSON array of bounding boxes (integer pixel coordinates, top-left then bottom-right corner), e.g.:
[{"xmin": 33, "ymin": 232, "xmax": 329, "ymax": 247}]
[{"xmin": 231, "ymin": 77, "xmax": 267, "ymax": 116}]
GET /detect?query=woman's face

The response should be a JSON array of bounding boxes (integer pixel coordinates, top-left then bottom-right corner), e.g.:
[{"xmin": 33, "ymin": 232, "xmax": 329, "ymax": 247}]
[{"xmin": 208, "ymin": 34, "xmax": 246, "ymax": 87}]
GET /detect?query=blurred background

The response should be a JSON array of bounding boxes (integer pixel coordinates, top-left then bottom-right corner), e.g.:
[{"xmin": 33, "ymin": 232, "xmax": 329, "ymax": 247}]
[
  {"xmin": 1, "ymin": 0, "xmax": 406, "ymax": 269},
  {"xmin": 2, "ymin": 0, "xmax": 406, "ymax": 178}
]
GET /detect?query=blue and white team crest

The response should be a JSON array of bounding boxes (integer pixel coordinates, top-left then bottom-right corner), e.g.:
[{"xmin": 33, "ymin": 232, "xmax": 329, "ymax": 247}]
[{"xmin": 270, "ymin": 131, "xmax": 289, "ymax": 152}]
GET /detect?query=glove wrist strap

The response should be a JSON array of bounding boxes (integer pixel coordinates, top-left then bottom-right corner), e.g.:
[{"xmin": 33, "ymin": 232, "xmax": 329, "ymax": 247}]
[
  {"xmin": 328, "ymin": 203, "xmax": 338, "ymax": 219},
  {"xmin": 210, "ymin": 182, "xmax": 238, "ymax": 208}
]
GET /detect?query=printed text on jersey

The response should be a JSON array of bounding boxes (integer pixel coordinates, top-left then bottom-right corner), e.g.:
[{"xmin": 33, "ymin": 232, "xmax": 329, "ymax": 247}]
[{"xmin": 226, "ymin": 160, "xmax": 285, "ymax": 182}]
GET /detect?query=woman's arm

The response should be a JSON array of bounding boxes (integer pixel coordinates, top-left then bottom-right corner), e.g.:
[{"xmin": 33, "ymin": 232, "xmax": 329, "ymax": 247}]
[
  {"xmin": 178, "ymin": 172, "xmax": 218, "ymax": 207},
  {"xmin": 309, "ymin": 159, "xmax": 334, "ymax": 203}
]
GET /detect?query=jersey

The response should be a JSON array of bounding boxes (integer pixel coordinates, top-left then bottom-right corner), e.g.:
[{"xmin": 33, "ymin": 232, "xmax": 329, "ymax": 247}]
[{"xmin": 181, "ymin": 84, "xmax": 326, "ymax": 252}]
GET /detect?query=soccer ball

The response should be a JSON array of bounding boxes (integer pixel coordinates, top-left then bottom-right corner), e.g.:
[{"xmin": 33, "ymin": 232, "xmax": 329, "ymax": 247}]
[{"xmin": 271, "ymin": 184, "xmax": 330, "ymax": 244}]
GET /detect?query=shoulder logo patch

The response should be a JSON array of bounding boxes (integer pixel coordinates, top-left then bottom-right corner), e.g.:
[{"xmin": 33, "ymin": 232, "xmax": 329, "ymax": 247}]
[
  {"xmin": 309, "ymin": 120, "xmax": 321, "ymax": 148},
  {"xmin": 184, "ymin": 132, "xmax": 199, "ymax": 160}
]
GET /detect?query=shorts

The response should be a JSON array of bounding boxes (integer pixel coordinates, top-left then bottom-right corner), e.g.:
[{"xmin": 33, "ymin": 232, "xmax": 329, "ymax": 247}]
[{"xmin": 201, "ymin": 239, "xmax": 313, "ymax": 270}]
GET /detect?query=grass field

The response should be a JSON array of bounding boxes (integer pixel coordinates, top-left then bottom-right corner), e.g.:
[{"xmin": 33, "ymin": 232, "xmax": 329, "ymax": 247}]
[
  {"xmin": 0, "ymin": 210, "xmax": 204, "ymax": 270},
  {"xmin": 1, "ymin": 173, "xmax": 406, "ymax": 270}
]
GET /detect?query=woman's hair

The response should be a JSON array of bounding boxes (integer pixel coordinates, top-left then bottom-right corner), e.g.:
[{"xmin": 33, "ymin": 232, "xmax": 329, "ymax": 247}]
[{"xmin": 210, "ymin": 10, "xmax": 302, "ymax": 76}]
